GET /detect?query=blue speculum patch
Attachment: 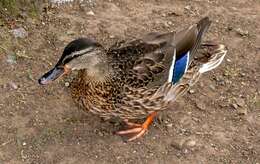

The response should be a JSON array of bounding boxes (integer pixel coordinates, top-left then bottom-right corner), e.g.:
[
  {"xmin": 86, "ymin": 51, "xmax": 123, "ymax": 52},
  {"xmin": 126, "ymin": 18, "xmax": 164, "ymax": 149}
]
[{"xmin": 172, "ymin": 52, "xmax": 189, "ymax": 84}]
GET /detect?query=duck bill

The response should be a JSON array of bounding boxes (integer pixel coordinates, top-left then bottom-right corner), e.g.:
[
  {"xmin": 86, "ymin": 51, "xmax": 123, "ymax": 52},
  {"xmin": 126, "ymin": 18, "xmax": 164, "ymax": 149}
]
[{"xmin": 38, "ymin": 66, "xmax": 69, "ymax": 85}]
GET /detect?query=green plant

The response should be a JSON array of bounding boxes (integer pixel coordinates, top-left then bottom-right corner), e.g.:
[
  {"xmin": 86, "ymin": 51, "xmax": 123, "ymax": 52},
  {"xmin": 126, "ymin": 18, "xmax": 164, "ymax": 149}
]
[{"xmin": 0, "ymin": 0, "xmax": 43, "ymax": 18}]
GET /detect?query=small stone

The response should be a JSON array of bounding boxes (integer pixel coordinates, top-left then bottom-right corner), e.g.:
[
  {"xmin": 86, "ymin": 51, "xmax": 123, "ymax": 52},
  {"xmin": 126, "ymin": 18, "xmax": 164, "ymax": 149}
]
[
  {"xmin": 227, "ymin": 26, "xmax": 233, "ymax": 31},
  {"xmin": 183, "ymin": 149, "xmax": 188, "ymax": 154},
  {"xmin": 171, "ymin": 141, "xmax": 184, "ymax": 150},
  {"xmin": 166, "ymin": 123, "xmax": 173, "ymax": 128},
  {"xmin": 241, "ymin": 81, "xmax": 246, "ymax": 86},
  {"xmin": 9, "ymin": 82, "xmax": 18, "ymax": 89},
  {"xmin": 236, "ymin": 98, "xmax": 246, "ymax": 107},
  {"xmin": 6, "ymin": 54, "xmax": 17, "ymax": 64},
  {"xmin": 64, "ymin": 82, "xmax": 70, "ymax": 87},
  {"xmin": 86, "ymin": 10, "xmax": 95, "ymax": 16},
  {"xmin": 238, "ymin": 108, "xmax": 247, "ymax": 115},
  {"xmin": 232, "ymin": 103, "xmax": 238, "ymax": 109},
  {"xmin": 240, "ymin": 72, "xmax": 246, "ymax": 77},
  {"xmin": 184, "ymin": 5, "xmax": 191, "ymax": 11},
  {"xmin": 189, "ymin": 89, "xmax": 195, "ymax": 94},
  {"xmin": 209, "ymin": 84, "xmax": 216, "ymax": 91},
  {"xmin": 218, "ymin": 79, "xmax": 225, "ymax": 86},
  {"xmin": 22, "ymin": 142, "xmax": 26, "ymax": 146},
  {"xmin": 223, "ymin": 71, "xmax": 229, "ymax": 76},
  {"xmin": 162, "ymin": 13, "xmax": 167, "ymax": 17},
  {"xmin": 192, "ymin": 117, "xmax": 200, "ymax": 122},
  {"xmin": 196, "ymin": 101, "xmax": 206, "ymax": 110},
  {"xmin": 164, "ymin": 22, "xmax": 170, "ymax": 27},
  {"xmin": 185, "ymin": 140, "xmax": 196, "ymax": 147},
  {"xmin": 199, "ymin": 82, "xmax": 204, "ymax": 87},
  {"xmin": 226, "ymin": 58, "xmax": 231, "ymax": 63},
  {"xmin": 167, "ymin": 21, "xmax": 173, "ymax": 25},
  {"xmin": 235, "ymin": 28, "xmax": 249, "ymax": 37},
  {"xmin": 109, "ymin": 35, "xmax": 115, "ymax": 39},
  {"xmin": 66, "ymin": 30, "xmax": 76, "ymax": 35},
  {"xmin": 98, "ymin": 131, "xmax": 104, "ymax": 137},
  {"xmin": 11, "ymin": 27, "xmax": 28, "ymax": 38}
]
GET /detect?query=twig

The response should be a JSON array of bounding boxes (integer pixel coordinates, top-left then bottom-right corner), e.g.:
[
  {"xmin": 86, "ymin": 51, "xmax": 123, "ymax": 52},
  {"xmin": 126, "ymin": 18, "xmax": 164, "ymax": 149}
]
[{"xmin": 1, "ymin": 140, "xmax": 12, "ymax": 147}]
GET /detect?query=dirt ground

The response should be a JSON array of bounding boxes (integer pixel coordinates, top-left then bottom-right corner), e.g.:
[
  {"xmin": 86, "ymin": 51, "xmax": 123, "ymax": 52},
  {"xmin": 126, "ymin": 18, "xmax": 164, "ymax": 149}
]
[{"xmin": 0, "ymin": 0, "xmax": 259, "ymax": 163}]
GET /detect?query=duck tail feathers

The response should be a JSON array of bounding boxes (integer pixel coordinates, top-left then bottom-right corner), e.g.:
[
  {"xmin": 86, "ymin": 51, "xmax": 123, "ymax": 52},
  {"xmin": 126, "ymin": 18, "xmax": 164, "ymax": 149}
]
[
  {"xmin": 199, "ymin": 43, "xmax": 227, "ymax": 73},
  {"xmin": 155, "ymin": 42, "xmax": 227, "ymax": 103}
]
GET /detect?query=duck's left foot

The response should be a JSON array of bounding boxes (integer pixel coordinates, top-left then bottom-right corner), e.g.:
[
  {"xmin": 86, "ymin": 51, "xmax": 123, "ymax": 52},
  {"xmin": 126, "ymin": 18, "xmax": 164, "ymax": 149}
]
[{"xmin": 116, "ymin": 112, "xmax": 157, "ymax": 142}]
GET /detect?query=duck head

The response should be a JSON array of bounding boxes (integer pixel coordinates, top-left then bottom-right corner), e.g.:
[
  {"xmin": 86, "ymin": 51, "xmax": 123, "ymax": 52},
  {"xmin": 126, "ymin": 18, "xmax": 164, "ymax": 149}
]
[{"xmin": 38, "ymin": 38, "xmax": 104, "ymax": 85}]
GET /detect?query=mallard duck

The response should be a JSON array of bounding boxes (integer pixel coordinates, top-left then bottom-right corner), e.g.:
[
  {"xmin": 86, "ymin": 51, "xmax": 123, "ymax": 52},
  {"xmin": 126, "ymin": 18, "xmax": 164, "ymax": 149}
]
[{"xmin": 39, "ymin": 17, "xmax": 227, "ymax": 141}]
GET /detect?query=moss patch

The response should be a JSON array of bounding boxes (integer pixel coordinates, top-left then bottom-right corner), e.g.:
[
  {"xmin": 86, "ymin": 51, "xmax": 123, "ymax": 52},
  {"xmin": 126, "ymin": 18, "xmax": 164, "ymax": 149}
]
[{"xmin": 0, "ymin": 0, "xmax": 43, "ymax": 19}]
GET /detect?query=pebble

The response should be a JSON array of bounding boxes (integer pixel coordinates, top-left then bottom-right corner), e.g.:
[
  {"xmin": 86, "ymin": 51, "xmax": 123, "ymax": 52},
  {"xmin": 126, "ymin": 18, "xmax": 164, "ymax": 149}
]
[
  {"xmin": 218, "ymin": 80, "xmax": 225, "ymax": 86},
  {"xmin": 189, "ymin": 89, "xmax": 195, "ymax": 94},
  {"xmin": 6, "ymin": 54, "xmax": 17, "ymax": 64},
  {"xmin": 209, "ymin": 84, "xmax": 216, "ymax": 91},
  {"xmin": 162, "ymin": 13, "xmax": 167, "ymax": 17},
  {"xmin": 9, "ymin": 82, "xmax": 18, "ymax": 90},
  {"xmin": 238, "ymin": 108, "xmax": 247, "ymax": 115},
  {"xmin": 232, "ymin": 103, "xmax": 238, "ymax": 109},
  {"xmin": 235, "ymin": 28, "xmax": 249, "ymax": 37},
  {"xmin": 98, "ymin": 131, "xmax": 104, "ymax": 137},
  {"xmin": 64, "ymin": 82, "xmax": 70, "ymax": 87},
  {"xmin": 22, "ymin": 142, "xmax": 26, "ymax": 146},
  {"xmin": 192, "ymin": 117, "xmax": 200, "ymax": 122},
  {"xmin": 235, "ymin": 98, "xmax": 246, "ymax": 107},
  {"xmin": 195, "ymin": 101, "xmax": 206, "ymax": 110},
  {"xmin": 171, "ymin": 141, "xmax": 183, "ymax": 150},
  {"xmin": 164, "ymin": 22, "xmax": 170, "ymax": 28},
  {"xmin": 167, "ymin": 21, "xmax": 173, "ymax": 25},
  {"xmin": 109, "ymin": 35, "xmax": 115, "ymax": 39},
  {"xmin": 185, "ymin": 140, "xmax": 196, "ymax": 147},
  {"xmin": 227, "ymin": 26, "xmax": 233, "ymax": 31},
  {"xmin": 166, "ymin": 123, "xmax": 173, "ymax": 128},
  {"xmin": 86, "ymin": 10, "xmax": 95, "ymax": 16},
  {"xmin": 164, "ymin": 20, "xmax": 174, "ymax": 28},
  {"xmin": 11, "ymin": 27, "xmax": 28, "ymax": 38},
  {"xmin": 226, "ymin": 58, "xmax": 231, "ymax": 63},
  {"xmin": 184, "ymin": 5, "xmax": 191, "ymax": 11},
  {"xmin": 240, "ymin": 72, "xmax": 246, "ymax": 77}
]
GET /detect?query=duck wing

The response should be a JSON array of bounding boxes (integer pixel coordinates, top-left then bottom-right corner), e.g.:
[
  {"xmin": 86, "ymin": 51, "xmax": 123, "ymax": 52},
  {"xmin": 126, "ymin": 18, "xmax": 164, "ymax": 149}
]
[{"xmin": 108, "ymin": 17, "xmax": 212, "ymax": 88}]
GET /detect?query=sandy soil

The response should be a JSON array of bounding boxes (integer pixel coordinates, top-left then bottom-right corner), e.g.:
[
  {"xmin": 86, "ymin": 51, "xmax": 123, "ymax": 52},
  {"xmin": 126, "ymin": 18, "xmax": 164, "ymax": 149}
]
[{"xmin": 0, "ymin": 0, "xmax": 259, "ymax": 163}]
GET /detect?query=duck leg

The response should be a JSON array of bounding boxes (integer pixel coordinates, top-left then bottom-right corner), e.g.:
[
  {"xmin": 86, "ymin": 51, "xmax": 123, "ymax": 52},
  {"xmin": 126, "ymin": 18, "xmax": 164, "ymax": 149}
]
[{"xmin": 116, "ymin": 112, "xmax": 157, "ymax": 141}]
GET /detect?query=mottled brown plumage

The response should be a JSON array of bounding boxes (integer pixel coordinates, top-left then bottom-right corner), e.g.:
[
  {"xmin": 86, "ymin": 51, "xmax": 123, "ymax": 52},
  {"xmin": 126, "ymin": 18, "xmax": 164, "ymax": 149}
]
[{"xmin": 39, "ymin": 17, "xmax": 227, "ymax": 141}]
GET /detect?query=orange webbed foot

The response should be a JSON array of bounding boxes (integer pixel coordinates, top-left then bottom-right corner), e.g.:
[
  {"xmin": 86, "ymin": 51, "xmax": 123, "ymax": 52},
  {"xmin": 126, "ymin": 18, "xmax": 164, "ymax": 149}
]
[{"xmin": 116, "ymin": 112, "xmax": 157, "ymax": 142}]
